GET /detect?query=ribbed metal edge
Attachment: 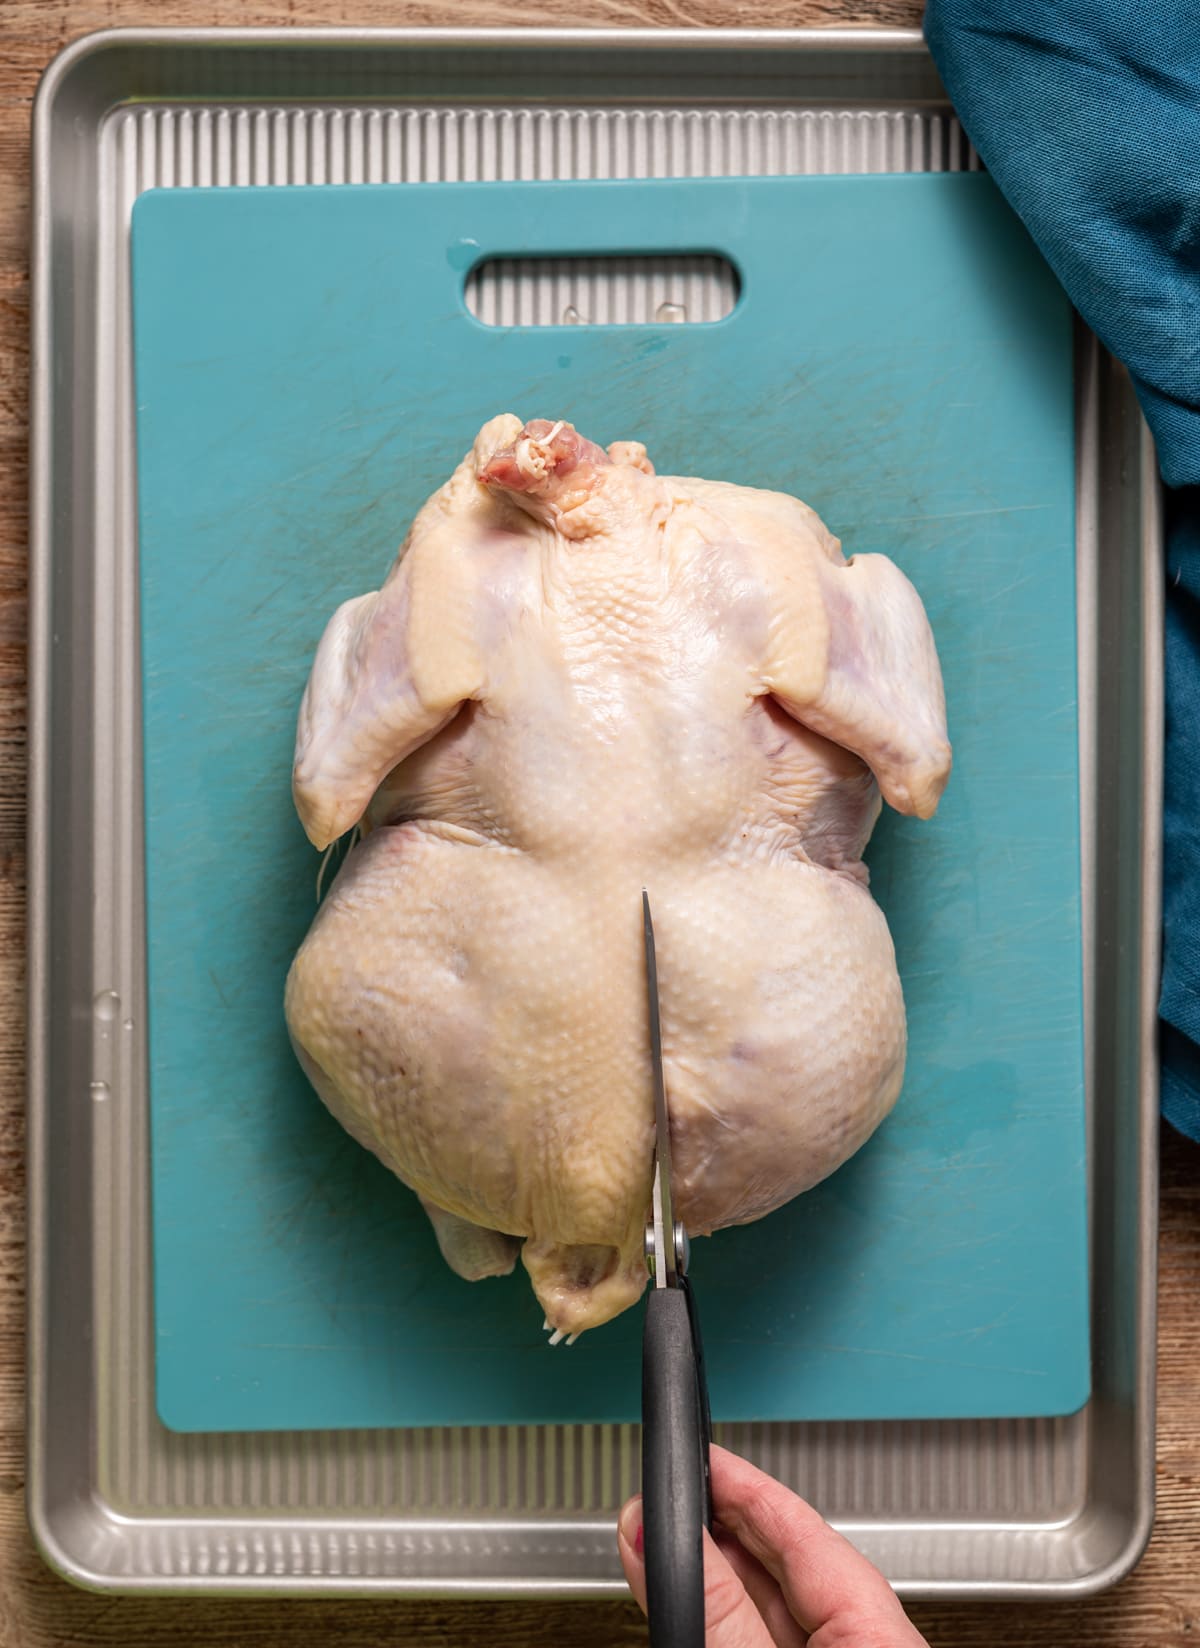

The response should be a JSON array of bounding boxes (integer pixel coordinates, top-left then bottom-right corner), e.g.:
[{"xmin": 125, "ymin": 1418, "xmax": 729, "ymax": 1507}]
[{"xmin": 112, "ymin": 103, "xmax": 979, "ymax": 187}]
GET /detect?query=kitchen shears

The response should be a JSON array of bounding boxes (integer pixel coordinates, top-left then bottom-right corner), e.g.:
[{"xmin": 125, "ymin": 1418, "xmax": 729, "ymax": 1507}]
[{"xmin": 640, "ymin": 889, "xmax": 713, "ymax": 1648}]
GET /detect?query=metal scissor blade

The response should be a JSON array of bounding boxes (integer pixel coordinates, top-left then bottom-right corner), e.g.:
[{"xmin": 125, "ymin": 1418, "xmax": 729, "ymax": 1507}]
[{"xmin": 643, "ymin": 889, "xmax": 678, "ymax": 1289}]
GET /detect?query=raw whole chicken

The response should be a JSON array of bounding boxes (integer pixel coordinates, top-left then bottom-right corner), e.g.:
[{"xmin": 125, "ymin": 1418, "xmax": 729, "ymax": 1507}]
[{"xmin": 285, "ymin": 416, "xmax": 951, "ymax": 1339}]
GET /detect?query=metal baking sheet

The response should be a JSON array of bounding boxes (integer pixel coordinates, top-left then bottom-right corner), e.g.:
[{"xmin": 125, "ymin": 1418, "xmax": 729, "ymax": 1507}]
[{"xmin": 28, "ymin": 26, "xmax": 1159, "ymax": 1598}]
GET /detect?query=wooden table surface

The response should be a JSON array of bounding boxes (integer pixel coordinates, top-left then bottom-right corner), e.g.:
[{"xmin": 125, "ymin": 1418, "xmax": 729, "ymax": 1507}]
[{"xmin": 3, "ymin": 1, "xmax": 1198, "ymax": 1643}]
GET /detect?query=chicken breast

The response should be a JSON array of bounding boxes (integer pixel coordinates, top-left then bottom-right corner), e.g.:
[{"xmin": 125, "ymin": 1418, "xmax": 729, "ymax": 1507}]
[{"xmin": 285, "ymin": 416, "xmax": 951, "ymax": 1338}]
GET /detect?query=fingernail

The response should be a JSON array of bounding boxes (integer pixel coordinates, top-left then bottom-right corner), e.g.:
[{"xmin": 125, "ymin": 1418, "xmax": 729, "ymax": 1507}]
[
  {"xmin": 634, "ymin": 1523, "xmax": 644, "ymax": 1556},
  {"xmin": 618, "ymin": 1495, "xmax": 643, "ymax": 1551}
]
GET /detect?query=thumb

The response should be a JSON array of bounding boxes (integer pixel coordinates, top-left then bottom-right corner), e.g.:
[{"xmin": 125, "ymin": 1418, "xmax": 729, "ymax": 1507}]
[{"xmin": 617, "ymin": 1496, "xmax": 775, "ymax": 1647}]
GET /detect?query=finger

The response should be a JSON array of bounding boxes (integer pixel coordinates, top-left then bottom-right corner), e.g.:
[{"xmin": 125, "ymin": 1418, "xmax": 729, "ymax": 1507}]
[
  {"xmin": 618, "ymin": 1495, "xmax": 779, "ymax": 1647},
  {"xmin": 713, "ymin": 1523, "xmax": 809, "ymax": 1648},
  {"xmin": 616, "ymin": 1495, "xmax": 648, "ymax": 1615},
  {"xmin": 709, "ymin": 1446, "xmax": 925, "ymax": 1644},
  {"xmin": 702, "ymin": 1528, "xmax": 783, "ymax": 1648}
]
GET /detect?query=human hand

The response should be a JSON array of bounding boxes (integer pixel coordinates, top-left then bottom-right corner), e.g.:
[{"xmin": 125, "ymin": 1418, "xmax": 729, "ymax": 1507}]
[{"xmin": 618, "ymin": 1443, "xmax": 929, "ymax": 1646}]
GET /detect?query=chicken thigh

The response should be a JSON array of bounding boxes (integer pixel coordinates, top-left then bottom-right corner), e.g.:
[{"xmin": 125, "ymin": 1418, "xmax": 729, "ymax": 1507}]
[{"xmin": 285, "ymin": 416, "xmax": 951, "ymax": 1338}]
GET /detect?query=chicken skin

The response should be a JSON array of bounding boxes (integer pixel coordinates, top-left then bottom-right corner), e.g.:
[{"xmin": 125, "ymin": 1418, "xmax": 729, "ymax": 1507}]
[{"xmin": 285, "ymin": 416, "xmax": 951, "ymax": 1338}]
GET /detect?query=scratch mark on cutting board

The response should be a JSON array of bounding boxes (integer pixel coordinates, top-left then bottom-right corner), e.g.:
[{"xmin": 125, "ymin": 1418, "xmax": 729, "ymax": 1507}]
[
  {"xmin": 845, "ymin": 504, "xmax": 1051, "ymax": 527},
  {"xmin": 813, "ymin": 1343, "xmax": 1049, "ymax": 1378}
]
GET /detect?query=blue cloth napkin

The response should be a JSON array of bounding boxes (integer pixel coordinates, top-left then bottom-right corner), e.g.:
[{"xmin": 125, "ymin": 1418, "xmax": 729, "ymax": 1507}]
[{"xmin": 925, "ymin": 0, "xmax": 1200, "ymax": 1138}]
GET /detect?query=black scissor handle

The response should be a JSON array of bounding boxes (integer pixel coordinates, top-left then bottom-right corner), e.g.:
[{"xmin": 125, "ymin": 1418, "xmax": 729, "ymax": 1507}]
[{"xmin": 642, "ymin": 1280, "xmax": 712, "ymax": 1647}]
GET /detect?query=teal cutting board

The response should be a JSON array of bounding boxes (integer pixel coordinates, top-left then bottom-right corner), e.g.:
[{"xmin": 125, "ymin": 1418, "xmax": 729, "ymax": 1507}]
[{"xmin": 132, "ymin": 174, "xmax": 1088, "ymax": 1434}]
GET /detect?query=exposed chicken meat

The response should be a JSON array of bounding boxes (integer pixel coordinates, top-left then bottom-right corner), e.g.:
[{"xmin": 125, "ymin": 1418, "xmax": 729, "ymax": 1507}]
[{"xmin": 285, "ymin": 416, "xmax": 951, "ymax": 1338}]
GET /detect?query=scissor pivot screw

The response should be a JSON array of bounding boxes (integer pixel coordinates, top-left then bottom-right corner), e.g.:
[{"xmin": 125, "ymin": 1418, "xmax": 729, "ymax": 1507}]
[{"xmin": 644, "ymin": 1221, "xmax": 690, "ymax": 1280}]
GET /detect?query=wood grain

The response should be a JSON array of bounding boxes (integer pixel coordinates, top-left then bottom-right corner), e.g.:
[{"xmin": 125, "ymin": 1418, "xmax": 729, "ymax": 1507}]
[{"xmin": 3, "ymin": 1, "xmax": 1198, "ymax": 1643}]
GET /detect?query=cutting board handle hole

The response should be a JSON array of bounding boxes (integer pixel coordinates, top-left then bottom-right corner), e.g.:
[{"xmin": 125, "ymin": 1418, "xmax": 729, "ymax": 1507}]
[{"xmin": 464, "ymin": 253, "xmax": 740, "ymax": 328}]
